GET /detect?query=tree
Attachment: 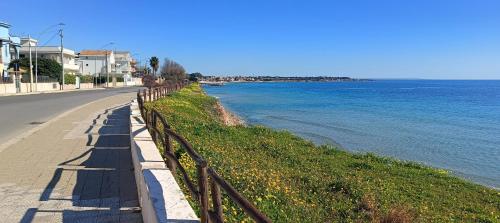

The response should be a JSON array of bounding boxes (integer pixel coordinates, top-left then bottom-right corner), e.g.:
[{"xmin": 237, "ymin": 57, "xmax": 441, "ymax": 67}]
[
  {"xmin": 9, "ymin": 58, "xmax": 62, "ymax": 81},
  {"xmin": 149, "ymin": 56, "xmax": 159, "ymax": 76},
  {"xmin": 160, "ymin": 58, "xmax": 186, "ymax": 83},
  {"xmin": 188, "ymin": 72, "xmax": 203, "ymax": 82}
]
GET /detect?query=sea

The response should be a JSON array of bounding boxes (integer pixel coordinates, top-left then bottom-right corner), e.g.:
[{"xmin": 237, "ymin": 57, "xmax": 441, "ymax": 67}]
[{"xmin": 203, "ymin": 80, "xmax": 500, "ymax": 189}]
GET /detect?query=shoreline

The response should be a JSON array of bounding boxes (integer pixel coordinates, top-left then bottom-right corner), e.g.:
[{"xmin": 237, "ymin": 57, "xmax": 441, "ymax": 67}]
[
  {"xmin": 215, "ymin": 100, "xmax": 245, "ymax": 126},
  {"xmin": 213, "ymin": 100, "xmax": 499, "ymax": 190}
]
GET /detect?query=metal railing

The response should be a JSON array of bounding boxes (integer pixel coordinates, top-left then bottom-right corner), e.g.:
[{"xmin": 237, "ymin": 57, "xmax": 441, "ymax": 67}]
[{"xmin": 137, "ymin": 83, "xmax": 271, "ymax": 223}]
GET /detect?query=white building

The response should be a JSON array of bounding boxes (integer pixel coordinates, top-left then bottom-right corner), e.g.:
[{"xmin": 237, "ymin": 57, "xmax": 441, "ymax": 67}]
[
  {"xmin": 114, "ymin": 51, "xmax": 132, "ymax": 75},
  {"xmin": 78, "ymin": 50, "xmax": 115, "ymax": 77},
  {"xmin": 19, "ymin": 37, "xmax": 79, "ymax": 74}
]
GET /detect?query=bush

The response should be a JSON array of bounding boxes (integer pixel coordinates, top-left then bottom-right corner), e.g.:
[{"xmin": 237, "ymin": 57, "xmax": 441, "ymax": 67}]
[
  {"xmin": 142, "ymin": 75, "xmax": 156, "ymax": 88},
  {"xmin": 9, "ymin": 58, "xmax": 62, "ymax": 81},
  {"xmin": 63, "ymin": 74, "xmax": 76, "ymax": 85},
  {"xmin": 80, "ymin": 75, "xmax": 94, "ymax": 83}
]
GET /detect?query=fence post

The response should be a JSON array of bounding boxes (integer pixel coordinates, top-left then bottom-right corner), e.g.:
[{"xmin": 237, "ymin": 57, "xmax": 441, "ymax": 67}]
[
  {"xmin": 198, "ymin": 163, "xmax": 209, "ymax": 223},
  {"xmin": 148, "ymin": 88, "xmax": 152, "ymax": 102},
  {"xmin": 144, "ymin": 110, "xmax": 149, "ymax": 129},
  {"xmin": 163, "ymin": 126, "xmax": 176, "ymax": 172},
  {"xmin": 211, "ymin": 178, "xmax": 224, "ymax": 222},
  {"xmin": 152, "ymin": 112, "xmax": 157, "ymax": 143}
]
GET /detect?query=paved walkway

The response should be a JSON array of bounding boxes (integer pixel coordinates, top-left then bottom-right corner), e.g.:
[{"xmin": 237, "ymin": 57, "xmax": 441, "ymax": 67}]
[{"xmin": 0, "ymin": 93, "xmax": 142, "ymax": 222}]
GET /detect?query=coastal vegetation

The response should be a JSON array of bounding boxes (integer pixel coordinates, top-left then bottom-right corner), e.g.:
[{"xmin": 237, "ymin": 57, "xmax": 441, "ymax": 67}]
[{"xmin": 145, "ymin": 83, "xmax": 499, "ymax": 222}]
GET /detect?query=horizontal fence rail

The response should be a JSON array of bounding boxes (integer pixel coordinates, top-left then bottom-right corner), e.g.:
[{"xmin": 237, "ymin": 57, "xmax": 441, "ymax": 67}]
[{"xmin": 137, "ymin": 81, "xmax": 271, "ymax": 223}]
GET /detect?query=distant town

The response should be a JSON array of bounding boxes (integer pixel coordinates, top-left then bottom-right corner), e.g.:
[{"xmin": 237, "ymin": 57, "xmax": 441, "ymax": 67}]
[{"xmin": 196, "ymin": 75, "xmax": 369, "ymax": 83}]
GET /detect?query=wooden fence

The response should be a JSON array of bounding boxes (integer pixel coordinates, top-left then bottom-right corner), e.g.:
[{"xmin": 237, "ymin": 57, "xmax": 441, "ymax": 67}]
[{"xmin": 137, "ymin": 82, "xmax": 271, "ymax": 223}]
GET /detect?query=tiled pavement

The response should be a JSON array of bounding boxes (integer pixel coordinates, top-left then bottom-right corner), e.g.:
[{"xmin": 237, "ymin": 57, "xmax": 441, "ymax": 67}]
[{"xmin": 0, "ymin": 93, "xmax": 142, "ymax": 222}]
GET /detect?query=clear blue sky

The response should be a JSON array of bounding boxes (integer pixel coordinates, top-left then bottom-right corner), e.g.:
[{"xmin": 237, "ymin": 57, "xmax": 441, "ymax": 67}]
[{"xmin": 2, "ymin": 0, "xmax": 499, "ymax": 79}]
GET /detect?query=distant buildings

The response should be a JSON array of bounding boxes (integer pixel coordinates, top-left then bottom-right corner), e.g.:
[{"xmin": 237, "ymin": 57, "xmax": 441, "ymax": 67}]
[
  {"xmin": 0, "ymin": 20, "xmax": 140, "ymax": 92},
  {"xmin": 78, "ymin": 50, "xmax": 136, "ymax": 86},
  {"xmin": 199, "ymin": 75, "xmax": 359, "ymax": 82},
  {"xmin": 0, "ymin": 22, "xmax": 20, "ymax": 79},
  {"xmin": 114, "ymin": 51, "xmax": 132, "ymax": 75},
  {"xmin": 78, "ymin": 50, "xmax": 115, "ymax": 77},
  {"xmin": 19, "ymin": 37, "xmax": 80, "ymax": 74}
]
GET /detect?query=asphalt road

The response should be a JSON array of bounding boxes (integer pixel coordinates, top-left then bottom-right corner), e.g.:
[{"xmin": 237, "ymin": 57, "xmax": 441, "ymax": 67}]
[{"xmin": 0, "ymin": 87, "xmax": 141, "ymax": 144}]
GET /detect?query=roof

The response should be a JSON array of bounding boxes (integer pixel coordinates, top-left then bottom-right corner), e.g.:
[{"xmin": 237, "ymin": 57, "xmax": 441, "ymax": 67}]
[
  {"xmin": 20, "ymin": 46, "xmax": 75, "ymax": 56},
  {"xmin": 0, "ymin": 22, "xmax": 11, "ymax": 28},
  {"xmin": 79, "ymin": 50, "xmax": 112, "ymax": 56}
]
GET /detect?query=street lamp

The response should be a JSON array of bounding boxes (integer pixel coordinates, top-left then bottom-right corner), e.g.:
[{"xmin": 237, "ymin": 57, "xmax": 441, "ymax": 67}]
[
  {"xmin": 99, "ymin": 42, "xmax": 114, "ymax": 87},
  {"xmin": 35, "ymin": 23, "xmax": 65, "ymax": 91}
]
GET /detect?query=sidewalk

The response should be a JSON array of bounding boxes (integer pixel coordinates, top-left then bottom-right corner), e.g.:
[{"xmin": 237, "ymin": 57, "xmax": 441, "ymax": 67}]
[{"xmin": 0, "ymin": 92, "xmax": 142, "ymax": 222}]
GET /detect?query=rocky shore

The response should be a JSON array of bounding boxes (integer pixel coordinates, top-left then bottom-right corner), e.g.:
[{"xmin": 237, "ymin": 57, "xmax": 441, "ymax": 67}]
[{"xmin": 215, "ymin": 101, "xmax": 245, "ymax": 126}]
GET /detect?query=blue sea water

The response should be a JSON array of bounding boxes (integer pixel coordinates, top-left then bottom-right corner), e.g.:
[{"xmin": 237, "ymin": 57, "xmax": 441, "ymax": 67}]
[{"xmin": 203, "ymin": 80, "xmax": 500, "ymax": 188}]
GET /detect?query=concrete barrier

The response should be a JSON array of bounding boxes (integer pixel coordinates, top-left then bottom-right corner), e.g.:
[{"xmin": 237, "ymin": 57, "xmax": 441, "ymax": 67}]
[{"xmin": 129, "ymin": 100, "xmax": 199, "ymax": 223}]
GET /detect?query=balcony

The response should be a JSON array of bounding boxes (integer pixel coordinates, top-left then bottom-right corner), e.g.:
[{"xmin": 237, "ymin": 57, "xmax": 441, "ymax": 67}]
[{"xmin": 64, "ymin": 63, "xmax": 80, "ymax": 72}]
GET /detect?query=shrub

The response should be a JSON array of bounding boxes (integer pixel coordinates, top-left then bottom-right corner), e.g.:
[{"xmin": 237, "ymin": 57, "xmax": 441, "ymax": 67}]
[
  {"xmin": 142, "ymin": 74, "xmax": 156, "ymax": 88},
  {"xmin": 9, "ymin": 58, "xmax": 62, "ymax": 80},
  {"xmin": 63, "ymin": 74, "xmax": 76, "ymax": 85},
  {"xmin": 80, "ymin": 75, "xmax": 94, "ymax": 83}
]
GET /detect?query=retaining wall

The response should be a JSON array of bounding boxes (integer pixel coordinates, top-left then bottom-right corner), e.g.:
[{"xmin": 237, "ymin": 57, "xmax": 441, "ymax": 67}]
[{"xmin": 129, "ymin": 99, "xmax": 199, "ymax": 223}]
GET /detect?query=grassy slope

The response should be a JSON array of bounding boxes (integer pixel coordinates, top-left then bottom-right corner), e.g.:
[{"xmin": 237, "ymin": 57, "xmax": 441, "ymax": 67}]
[{"xmin": 146, "ymin": 83, "xmax": 499, "ymax": 222}]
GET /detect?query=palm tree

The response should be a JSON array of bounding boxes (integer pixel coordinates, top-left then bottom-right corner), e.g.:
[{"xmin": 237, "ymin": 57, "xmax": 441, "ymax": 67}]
[{"xmin": 149, "ymin": 56, "xmax": 159, "ymax": 76}]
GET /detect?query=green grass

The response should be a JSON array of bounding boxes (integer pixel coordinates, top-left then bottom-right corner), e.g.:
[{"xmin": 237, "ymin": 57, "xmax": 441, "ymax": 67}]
[{"xmin": 146, "ymin": 83, "xmax": 499, "ymax": 222}]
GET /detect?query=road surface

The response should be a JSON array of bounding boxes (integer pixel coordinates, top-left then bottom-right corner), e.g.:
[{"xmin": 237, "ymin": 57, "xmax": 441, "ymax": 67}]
[
  {"xmin": 0, "ymin": 87, "xmax": 141, "ymax": 144},
  {"xmin": 0, "ymin": 90, "xmax": 142, "ymax": 222}
]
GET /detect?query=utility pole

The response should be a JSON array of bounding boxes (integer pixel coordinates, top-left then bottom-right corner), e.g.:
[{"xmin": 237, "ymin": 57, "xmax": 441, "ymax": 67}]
[
  {"xmin": 106, "ymin": 51, "xmax": 109, "ymax": 87},
  {"xmin": 28, "ymin": 35, "xmax": 33, "ymax": 92},
  {"xmin": 59, "ymin": 28, "xmax": 64, "ymax": 90},
  {"xmin": 35, "ymin": 40, "xmax": 38, "ymax": 91},
  {"xmin": 36, "ymin": 23, "xmax": 65, "ymax": 91}
]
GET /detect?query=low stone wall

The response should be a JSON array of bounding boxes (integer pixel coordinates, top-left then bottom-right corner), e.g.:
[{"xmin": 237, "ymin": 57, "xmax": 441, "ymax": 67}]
[
  {"xmin": 129, "ymin": 100, "xmax": 198, "ymax": 223},
  {"xmin": 0, "ymin": 83, "xmax": 18, "ymax": 94},
  {"xmin": 0, "ymin": 82, "xmax": 95, "ymax": 94},
  {"xmin": 63, "ymin": 83, "xmax": 95, "ymax": 90},
  {"xmin": 0, "ymin": 82, "xmax": 60, "ymax": 94}
]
